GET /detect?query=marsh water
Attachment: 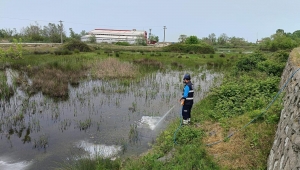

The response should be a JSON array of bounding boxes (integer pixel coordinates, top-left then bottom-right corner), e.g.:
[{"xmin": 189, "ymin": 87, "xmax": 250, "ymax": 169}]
[{"xmin": 0, "ymin": 67, "xmax": 222, "ymax": 170}]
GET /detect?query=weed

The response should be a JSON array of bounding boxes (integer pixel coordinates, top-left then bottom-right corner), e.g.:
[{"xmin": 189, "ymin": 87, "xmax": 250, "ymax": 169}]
[
  {"xmin": 33, "ymin": 134, "xmax": 49, "ymax": 150},
  {"xmin": 128, "ymin": 124, "xmax": 139, "ymax": 144},
  {"xmin": 77, "ymin": 118, "xmax": 92, "ymax": 131}
]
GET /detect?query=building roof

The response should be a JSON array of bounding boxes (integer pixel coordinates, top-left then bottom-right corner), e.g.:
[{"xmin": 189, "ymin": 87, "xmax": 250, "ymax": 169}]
[{"xmin": 90, "ymin": 28, "xmax": 145, "ymax": 34}]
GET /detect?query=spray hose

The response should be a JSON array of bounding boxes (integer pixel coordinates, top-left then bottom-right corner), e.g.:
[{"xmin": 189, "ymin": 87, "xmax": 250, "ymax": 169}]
[{"xmin": 173, "ymin": 68, "xmax": 300, "ymax": 146}]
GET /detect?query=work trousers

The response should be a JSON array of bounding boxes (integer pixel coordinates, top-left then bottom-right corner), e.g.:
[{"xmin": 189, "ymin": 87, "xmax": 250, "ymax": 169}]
[{"xmin": 182, "ymin": 105, "xmax": 192, "ymax": 120}]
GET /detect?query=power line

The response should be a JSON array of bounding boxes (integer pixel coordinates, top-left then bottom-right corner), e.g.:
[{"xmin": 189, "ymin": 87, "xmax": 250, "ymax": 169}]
[{"xmin": 0, "ymin": 17, "xmax": 57, "ymax": 23}]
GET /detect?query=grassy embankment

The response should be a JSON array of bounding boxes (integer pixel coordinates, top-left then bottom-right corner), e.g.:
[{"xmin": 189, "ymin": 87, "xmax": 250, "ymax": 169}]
[{"xmin": 117, "ymin": 50, "xmax": 288, "ymax": 170}]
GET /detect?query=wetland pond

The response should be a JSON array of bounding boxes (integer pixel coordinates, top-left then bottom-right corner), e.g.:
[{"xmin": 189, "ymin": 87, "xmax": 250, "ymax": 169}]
[{"xmin": 0, "ymin": 67, "xmax": 222, "ymax": 170}]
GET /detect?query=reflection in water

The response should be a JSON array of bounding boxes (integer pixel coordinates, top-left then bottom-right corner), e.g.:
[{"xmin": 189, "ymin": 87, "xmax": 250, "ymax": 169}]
[{"xmin": 0, "ymin": 67, "xmax": 222, "ymax": 169}]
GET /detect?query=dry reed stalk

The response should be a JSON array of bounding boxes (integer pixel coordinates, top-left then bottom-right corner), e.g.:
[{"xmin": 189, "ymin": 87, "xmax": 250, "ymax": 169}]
[{"xmin": 92, "ymin": 58, "xmax": 137, "ymax": 79}]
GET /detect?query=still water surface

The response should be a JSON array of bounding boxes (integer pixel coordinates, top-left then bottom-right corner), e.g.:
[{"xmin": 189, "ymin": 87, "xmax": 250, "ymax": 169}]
[{"xmin": 0, "ymin": 67, "xmax": 222, "ymax": 170}]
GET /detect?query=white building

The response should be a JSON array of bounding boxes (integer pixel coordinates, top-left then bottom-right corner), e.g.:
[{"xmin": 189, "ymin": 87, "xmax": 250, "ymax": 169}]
[{"xmin": 81, "ymin": 29, "xmax": 147, "ymax": 44}]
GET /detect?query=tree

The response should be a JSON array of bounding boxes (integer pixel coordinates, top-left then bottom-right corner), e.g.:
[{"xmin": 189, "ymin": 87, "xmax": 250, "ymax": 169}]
[
  {"xmin": 42, "ymin": 23, "xmax": 60, "ymax": 43},
  {"xmin": 69, "ymin": 28, "xmax": 81, "ymax": 40},
  {"xmin": 229, "ymin": 36, "xmax": 247, "ymax": 47},
  {"xmin": 276, "ymin": 29, "xmax": 285, "ymax": 35},
  {"xmin": 259, "ymin": 29, "xmax": 298, "ymax": 51},
  {"xmin": 178, "ymin": 34, "xmax": 187, "ymax": 43},
  {"xmin": 89, "ymin": 34, "xmax": 96, "ymax": 43},
  {"xmin": 0, "ymin": 28, "xmax": 17, "ymax": 39},
  {"xmin": 149, "ymin": 35, "xmax": 159, "ymax": 42},
  {"xmin": 20, "ymin": 22, "xmax": 43, "ymax": 42},
  {"xmin": 185, "ymin": 35, "xmax": 199, "ymax": 44},
  {"xmin": 135, "ymin": 34, "xmax": 147, "ymax": 46},
  {"xmin": 208, "ymin": 33, "xmax": 217, "ymax": 45},
  {"xmin": 217, "ymin": 33, "xmax": 228, "ymax": 45},
  {"xmin": 80, "ymin": 30, "xmax": 87, "ymax": 36}
]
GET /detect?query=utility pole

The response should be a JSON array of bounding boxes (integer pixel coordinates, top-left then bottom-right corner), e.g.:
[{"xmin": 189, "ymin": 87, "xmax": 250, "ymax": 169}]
[
  {"xmin": 163, "ymin": 26, "xmax": 167, "ymax": 43},
  {"xmin": 149, "ymin": 29, "xmax": 152, "ymax": 38},
  {"xmin": 59, "ymin": 20, "xmax": 63, "ymax": 44}
]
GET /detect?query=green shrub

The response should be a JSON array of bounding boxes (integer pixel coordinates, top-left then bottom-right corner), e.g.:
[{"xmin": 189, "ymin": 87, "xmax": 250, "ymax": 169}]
[
  {"xmin": 63, "ymin": 39, "xmax": 92, "ymax": 52},
  {"xmin": 236, "ymin": 52, "xmax": 266, "ymax": 71},
  {"xmin": 210, "ymin": 76, "xmax": 280, "ymax": 119},
  {"xmin": 210, "ymin": 54, "xmax": 214, "ymax": 58},
  {"xmin": 162, "ymin": 43, "xmax": 214, "ymax": 54},
  {"xmin": 74, "ymin": 49, "xmax": 80, "ymax": 54},
  {"xmin": 274, "ymin": 50, "xmax": 289, "ymax": 62},
  {"xmin": 33, "ymin": 50, "xmax": 51, "ymax": 55},
  {"xmin": 115, "ymin": 42, "xmax": 130, "ymax": 46},
  {"xmin": 257, "ymin": 60, "xmax": 285, "ymax": 77},
  {"xmin": 219, "ymin": 53, "xmax": 226, "ymax": 58},
  {"xmin": 54, "ymin": 49, "xmax": 73, "ymax": 55}
]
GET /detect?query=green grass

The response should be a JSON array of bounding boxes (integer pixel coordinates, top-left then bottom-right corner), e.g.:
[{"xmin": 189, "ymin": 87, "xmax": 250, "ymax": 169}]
[{"xmin": 0, "ymin": 71, "xmax": 13, "ymax": 99}]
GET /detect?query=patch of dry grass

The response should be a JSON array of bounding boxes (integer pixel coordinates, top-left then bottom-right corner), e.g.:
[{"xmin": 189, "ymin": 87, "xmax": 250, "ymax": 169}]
[
  {"xmin": 290, "ymin": 47, "xmax": 300, "ymax": 66},
  {"xmin": 91, "ymin": 57, "xmax": 137, "ymax": 79},
  {"xmin": 202, "ymin": 121, "xmax": 274, "ymax": 169},
  {"xmin": 133, "ymin": 58, "xmax": 163, "ymax": 68},
  {"xmin": 29, "ymin": 68, "xmax": 86, "ymax": 98}
]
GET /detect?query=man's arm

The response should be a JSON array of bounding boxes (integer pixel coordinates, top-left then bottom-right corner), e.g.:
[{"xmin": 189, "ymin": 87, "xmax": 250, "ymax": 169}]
[{"xmin": 180, "ymin": 86, "xmax": 190, "ymax": 105}]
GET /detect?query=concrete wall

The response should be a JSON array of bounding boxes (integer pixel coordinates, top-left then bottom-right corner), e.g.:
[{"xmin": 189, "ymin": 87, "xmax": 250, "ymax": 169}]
[{"xmin": 268, "ymin": 52, "xmax": 300, "ymax": 170}]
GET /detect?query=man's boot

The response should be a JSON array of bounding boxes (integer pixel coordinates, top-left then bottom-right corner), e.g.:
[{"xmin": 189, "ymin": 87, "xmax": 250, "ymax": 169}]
[{"xmin": 183, "ymin": 119, "xmax": 188, "ymax": 125}]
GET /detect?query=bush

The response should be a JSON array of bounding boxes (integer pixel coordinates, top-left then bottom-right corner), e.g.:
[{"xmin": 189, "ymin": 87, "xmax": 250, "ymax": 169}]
[
  {"xmin": 219, "ymin": 53, "xmax": 226, "ymax": 58},
  {"xmin": 257, "ymin": 60, "xmax": 285, "ymax": 76},
  {"xmin": 236, "ymin": 52, "xmax": 266, "ymax": 71},
  {"xmin": 274, "ymin": 50, "xmax": 289, "ymax": 62},
  {"xmin": 162, "ymin": 43, "xmax": 214, "ymax": 54},
  {"xmin": 210, "ymin": 76, "xmax": 280, "ymax": 119},
  {"xmin": 63, "ymin": 39, "xmax": 92, "ymax": 52},
  {"xmin": 33, "ymin": 50, "xmax": 51, "ymax": 55},
  {"xmin": 74, "ymin": 49, "xmax": 80, "ymax": 54},
  {"xmin": 54, "ymin": 49, "xmax": 73, "ymax": 55},
  {"xmin": 115, "ymin": 42, "xmax": 131, "ymax": 46},
  {"xmin": 210, "ymin": 54, "xmax": 214, "ymax": 58}
]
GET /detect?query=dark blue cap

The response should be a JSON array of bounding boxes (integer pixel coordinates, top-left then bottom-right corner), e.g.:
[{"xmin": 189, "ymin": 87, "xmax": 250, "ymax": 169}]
[{"xmin": 183, "ymin": 74, "xmax": 191, "ymax": 80}]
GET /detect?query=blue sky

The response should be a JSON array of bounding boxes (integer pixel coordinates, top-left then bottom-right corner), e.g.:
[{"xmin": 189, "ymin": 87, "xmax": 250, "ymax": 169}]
[{"xmin": 0, "ymin": 0, "xmax": 300, "ymax": 43}]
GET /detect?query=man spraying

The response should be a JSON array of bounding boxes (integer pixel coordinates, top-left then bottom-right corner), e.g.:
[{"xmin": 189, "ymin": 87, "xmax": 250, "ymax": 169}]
[{"xmin": 179, "ymin": 73, "xmax": 194, "ymax": 125}]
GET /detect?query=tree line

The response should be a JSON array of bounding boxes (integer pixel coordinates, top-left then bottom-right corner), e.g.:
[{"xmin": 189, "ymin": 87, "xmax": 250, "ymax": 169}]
[
  {"xmin": 0, "ymin": 22, "xmax": 87, "ymax": 43},
  {"xmin": 178, "ymin": 33, "xmax": 255, "ymax": 48},
  {"xmin": 1, "ymin": 22, "xmax": 300, "ymax": 52},
  {"xmin": 178, "ymin": 29, "xmax": 300, "ymax": 51}
]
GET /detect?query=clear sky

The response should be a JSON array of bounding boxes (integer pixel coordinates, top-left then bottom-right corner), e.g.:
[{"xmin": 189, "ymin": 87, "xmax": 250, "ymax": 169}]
[{"xmin": 0, "ymin": 0, "xmax": 300, "ymax": 43}]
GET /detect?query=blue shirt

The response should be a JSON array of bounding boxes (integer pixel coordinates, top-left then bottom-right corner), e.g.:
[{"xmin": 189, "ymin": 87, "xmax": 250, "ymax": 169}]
[{"xmin": 183, "ymin": 85, "xmax": 190, "ymax": 98}]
